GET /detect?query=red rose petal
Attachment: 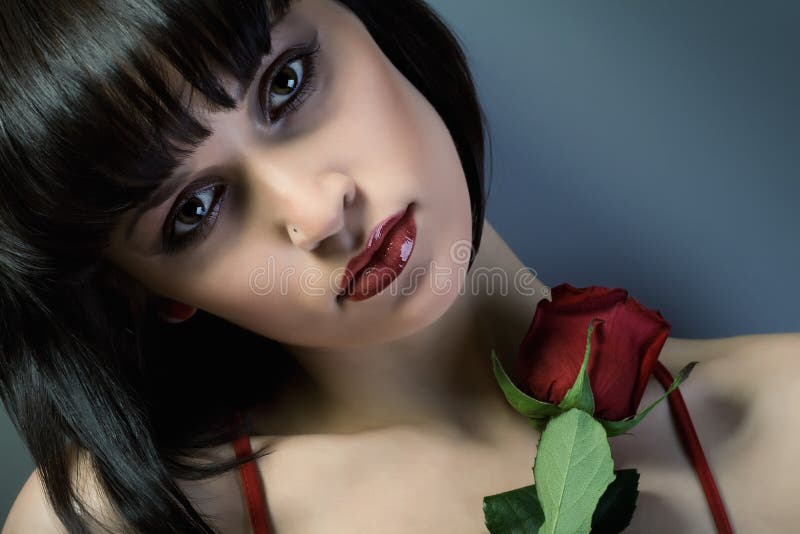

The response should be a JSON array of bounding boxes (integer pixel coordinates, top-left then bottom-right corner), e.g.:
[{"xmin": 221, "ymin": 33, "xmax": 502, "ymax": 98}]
[{"xmin": 518, "ymin": 283, "xmax": 671, "ymax": 421}]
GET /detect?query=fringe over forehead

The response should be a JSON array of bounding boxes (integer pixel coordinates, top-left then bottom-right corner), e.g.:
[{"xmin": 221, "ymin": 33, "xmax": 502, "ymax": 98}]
[{"xmin": 0, "ymin": 0, "xmax": 294, "ymax": 283}]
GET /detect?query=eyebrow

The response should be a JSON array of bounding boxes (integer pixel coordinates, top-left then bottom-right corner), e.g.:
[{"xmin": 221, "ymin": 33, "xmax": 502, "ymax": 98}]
[{"xmin": 122, "ymin": 8, "xmax": 295, "ymax": 245}]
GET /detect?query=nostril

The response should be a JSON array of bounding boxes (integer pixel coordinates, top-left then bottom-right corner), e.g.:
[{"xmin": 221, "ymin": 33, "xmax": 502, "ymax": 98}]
[{"xmin": 312, "ymin": 228, "xmax": 356, "ymax": 256}]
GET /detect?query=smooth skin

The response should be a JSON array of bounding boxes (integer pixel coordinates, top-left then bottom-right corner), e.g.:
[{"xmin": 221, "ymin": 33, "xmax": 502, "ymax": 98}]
[
  {"xmin": 5, "ymin": 0, "xmax": 800, "ymax": 531},
  {"xmin": 5, "ymin": 223, "xmax": 800, "ymax": 532},
  {"xmin": 6, "ymin": 224, "xmax": 800, "ymax": 533}
]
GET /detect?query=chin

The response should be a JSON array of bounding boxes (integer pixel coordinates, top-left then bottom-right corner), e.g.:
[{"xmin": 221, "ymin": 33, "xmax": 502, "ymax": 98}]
[{"xmin": 386, "ymin": 266, "xmax": 468, "ymax": 345}]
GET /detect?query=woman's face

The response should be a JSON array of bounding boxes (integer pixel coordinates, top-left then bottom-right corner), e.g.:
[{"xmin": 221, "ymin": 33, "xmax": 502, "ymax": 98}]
[{"xmin": 104, "ymin": 0, "xmax": 473, "ymax": 350}]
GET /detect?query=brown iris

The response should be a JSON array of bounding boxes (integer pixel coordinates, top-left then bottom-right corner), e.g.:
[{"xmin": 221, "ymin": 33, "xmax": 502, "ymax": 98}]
[
  {"xmin": 176, "ymin": 197, "xmax": 207, "ymax": 226},
  {"xmin": 272, "ymin": 64, "xmax": 299, "ymax": 96}
]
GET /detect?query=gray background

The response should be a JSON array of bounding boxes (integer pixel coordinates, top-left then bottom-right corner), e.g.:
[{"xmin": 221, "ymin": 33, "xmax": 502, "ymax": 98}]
[{"xmin": 2, "ymin": 0, "xmax": 798, "ymax": 524}]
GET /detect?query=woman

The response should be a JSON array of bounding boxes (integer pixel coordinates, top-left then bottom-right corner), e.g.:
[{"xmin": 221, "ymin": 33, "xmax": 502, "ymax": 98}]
[{"xmin": 2, "ymin": 0, "xmax": 798, "ymax": 532}]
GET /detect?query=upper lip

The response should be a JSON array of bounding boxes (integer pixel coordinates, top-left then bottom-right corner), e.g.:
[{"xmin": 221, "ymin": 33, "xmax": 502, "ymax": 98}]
[{"xmin": 337, "ymin": 203, "xmax": 412, "ymax": 293}]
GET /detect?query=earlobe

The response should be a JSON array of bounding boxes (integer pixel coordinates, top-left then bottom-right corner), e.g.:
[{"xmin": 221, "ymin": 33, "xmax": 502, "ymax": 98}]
[
  {"xmin": 93, "ymin": 262, "xmax": 197, "ymax": 323},
  {"xmin": 155, "ymin": 298, "xmax": 198, "ymax": 324}
]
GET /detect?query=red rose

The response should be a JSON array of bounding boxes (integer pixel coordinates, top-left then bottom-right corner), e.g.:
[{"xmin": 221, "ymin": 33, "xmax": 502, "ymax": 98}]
[{"xmin": 518, "ymin": 283, "xmax": 671, "ymax": 421}]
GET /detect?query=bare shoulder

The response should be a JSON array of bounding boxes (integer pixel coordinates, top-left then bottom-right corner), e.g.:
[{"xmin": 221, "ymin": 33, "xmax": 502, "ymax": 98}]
[
  {"xmin": 173, "ymin": 441, "xmax": 251, "ymax": 533},
  {"xmin": 3, "ymin": 469, "xmax": 66, "ymax": 534},
  {"xmin": 4, "ymin": 442, "xmax": 251, "ymax": 534},
  {"xmin": 4, "ymin": 447, "xmax": 127, "ymax": 533},
  {"xmin": 660, "ymin": 332, "xmax": 800, "ymax": 368},
  {"xmin": 631, "ymin": 333, "xmax": 800, "ymax": 531},
  {"xmin": 660, "ymin": 332, "xmax": 800, "ymax": 400}
]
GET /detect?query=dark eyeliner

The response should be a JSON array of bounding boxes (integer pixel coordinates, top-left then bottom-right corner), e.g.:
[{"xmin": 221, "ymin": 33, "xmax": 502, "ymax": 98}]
[
  {"xmin": 258, "ymin": 37, "xmax": 321, "ymax": 124},
  {"xmin": 161, "ymin": 180, "xmax": 227, "ymax": 256}
]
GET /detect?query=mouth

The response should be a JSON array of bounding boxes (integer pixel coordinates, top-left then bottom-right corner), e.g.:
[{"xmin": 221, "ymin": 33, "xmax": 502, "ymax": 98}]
[{"xmin": 336, "ymin": 202, "xmax": 417, "ymax": 302}]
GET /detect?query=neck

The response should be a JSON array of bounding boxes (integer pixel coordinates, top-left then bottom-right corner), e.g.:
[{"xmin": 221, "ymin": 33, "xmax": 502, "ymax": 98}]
[{"xmin": 266, "ymin": 221, "xmax": 547, "ymax": 442}]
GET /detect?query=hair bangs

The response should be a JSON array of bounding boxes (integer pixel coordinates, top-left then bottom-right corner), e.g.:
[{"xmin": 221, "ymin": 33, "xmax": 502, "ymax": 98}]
[{"xmin": 0, "ymin": 0, "xmax": 294, "ymax": 279}]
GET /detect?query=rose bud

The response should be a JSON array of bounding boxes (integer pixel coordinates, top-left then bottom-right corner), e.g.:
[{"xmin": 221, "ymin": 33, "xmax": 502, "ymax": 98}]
[{"xmin": 518, "ymin": 283, "xmax": 671, "ymax": 421}]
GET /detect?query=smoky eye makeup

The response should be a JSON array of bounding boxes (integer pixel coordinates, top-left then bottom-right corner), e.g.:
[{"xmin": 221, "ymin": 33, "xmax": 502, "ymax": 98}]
[
  {"xmin": 258, "ymin": 31, "xmax": 322, "ymax": 125},
  {"xmin": 158, "ymin": 31, "xmax": 324, "ymax": 256},
  {"xmin": 160, "ymin": 175, "xmax": 229, "ymax": 256}
]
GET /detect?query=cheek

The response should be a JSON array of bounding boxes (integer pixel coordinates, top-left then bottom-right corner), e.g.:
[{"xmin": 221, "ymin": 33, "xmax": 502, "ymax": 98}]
[
  {"xmin": 331, "ymin": 28, "xmax": 473, "ymax": 289},
  {"xmin": 189, "ymin": 253, "xmax": 335, "ymax": 343},
  {"xmin": 384, "ymin": 71, "xmax": 474, "ymax": 264},
  {"xmin": 327, "ymin": 50, "xmax": 420, "ymax": 169},
  {"xmin": 322, "ymin": 15, "xmax": 440, "ymax": 188},
  {"xmin": 333, "ymin": 30, "xmax": 472, "ymax": 231}
]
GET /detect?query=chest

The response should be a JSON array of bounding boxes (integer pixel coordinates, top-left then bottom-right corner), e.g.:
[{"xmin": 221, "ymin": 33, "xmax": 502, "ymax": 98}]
[
  {"xmin": 255, "ymin": 426, "xmax": 539, "ymax": 534},
  {"xmin": 249, "ymin": 374, "xmax": 798, "ymax": 534}
]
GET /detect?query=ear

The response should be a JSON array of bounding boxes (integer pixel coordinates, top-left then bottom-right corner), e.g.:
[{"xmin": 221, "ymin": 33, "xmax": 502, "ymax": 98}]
[
  {"xmin": 154, "ymin": 298, "xmax": 198, "ymax": 324},
  {"xmin": 94, "ymin": 260, "xmax": 200, "ymax": 323}
]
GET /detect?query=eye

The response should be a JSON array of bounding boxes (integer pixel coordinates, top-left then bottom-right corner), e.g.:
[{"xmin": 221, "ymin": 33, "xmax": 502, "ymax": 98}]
[
  {"xmin": 260, "ymin": 41, "xmax": 321, "ymax": 124},
  {"xmin": 162, "ymin": 183, "xmax": 227, "ymax": 255}
]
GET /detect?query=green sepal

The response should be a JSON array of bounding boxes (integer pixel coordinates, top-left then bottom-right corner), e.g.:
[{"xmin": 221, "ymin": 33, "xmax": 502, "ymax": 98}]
[
  {"xmin": 534, "ymin": 408, "xmax": 616, "ymax": 534},
  {"xmin": 590, "ymin": 469, "xmax": 640, "ymax": 534},
  {"xmin": 557, "ymin": 318, "xmax": 600, "ymax": 415},
  {"xmin": 491, "ymin": 349, "xmax": 563, "ymax": 419},
  {"xmin": 483, "ymin": 484, "xmax": 545, "ymax": 534},
  {"xmin": 599, "ymin": 362, "xmax": 698, "ymax": 437},
  {"xmin": 527, "ymin": 417, "xmax": 549, "ymax": 433}
]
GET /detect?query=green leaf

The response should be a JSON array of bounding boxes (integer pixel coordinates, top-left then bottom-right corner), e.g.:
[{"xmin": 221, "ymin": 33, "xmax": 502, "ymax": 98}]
[
  {"xmin": 491, "ymin": 350, "xmax": 563, "ymax": 419},
  {"xmin": 557, "ymin": 319, "xmax": 600, "ymax": 415},
  {"xmin": 484, "ymin": 484, "xmax": 545, "ymax": 534},
  {"xmin": 600, "ymin": 361, "xmax": 698, "ymax": 437},
  {"xmin": 534, "ymin": 408, "xmax": 616, "ymax": 534},
  {"xmin": 590, "ymin": 469, "xmax": 640, "ymax": 534}
]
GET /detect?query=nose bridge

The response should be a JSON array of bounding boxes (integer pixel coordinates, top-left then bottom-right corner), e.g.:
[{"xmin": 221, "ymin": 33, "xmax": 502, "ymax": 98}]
[{"xmin": 242, "ymin": 145, "xmax": 356, "ymax": 251}]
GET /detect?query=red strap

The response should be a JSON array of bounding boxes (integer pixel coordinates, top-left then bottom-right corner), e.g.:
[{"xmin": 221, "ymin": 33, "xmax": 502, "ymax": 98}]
[
  {"xmin": 232, "ymin": 434, "xmax": 272, "ymax": 534},
  {"xmin": 653, "ymin": 361, "xmax": 733, "ymax": 534}
]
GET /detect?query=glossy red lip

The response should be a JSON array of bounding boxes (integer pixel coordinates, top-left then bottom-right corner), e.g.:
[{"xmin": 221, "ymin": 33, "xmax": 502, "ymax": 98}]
[{"xmin": 337, "ymin": 203, "xmax": 416, "ymax": 298}]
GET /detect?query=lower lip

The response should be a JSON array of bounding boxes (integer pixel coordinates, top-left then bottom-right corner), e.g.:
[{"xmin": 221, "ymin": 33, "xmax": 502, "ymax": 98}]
[{"xmin": 339, "ymin": 204, "xmax": 417, "ymax": 302}]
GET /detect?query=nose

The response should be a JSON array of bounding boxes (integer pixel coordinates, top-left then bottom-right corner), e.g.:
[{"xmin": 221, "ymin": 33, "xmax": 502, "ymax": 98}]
[
  {"xmin": 248, "ymin": 158, "xmax": 356, "ymax": 252},
  {"xmin": 240, "ymin": 137, "xmax": 357, "ymax": 252},
  {"xmin": 268, "ymin": 169, "xmax": 356, "ymax": 252}
]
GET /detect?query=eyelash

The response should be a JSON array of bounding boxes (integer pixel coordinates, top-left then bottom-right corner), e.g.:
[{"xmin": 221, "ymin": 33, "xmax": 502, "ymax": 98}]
[
  {"xmin": 162, "ymin": 43, "xmax": 322, "ymax": 255},
  {"xmin": 263, "ymin": 42, "xmax": 321, "ymax": 124}
]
